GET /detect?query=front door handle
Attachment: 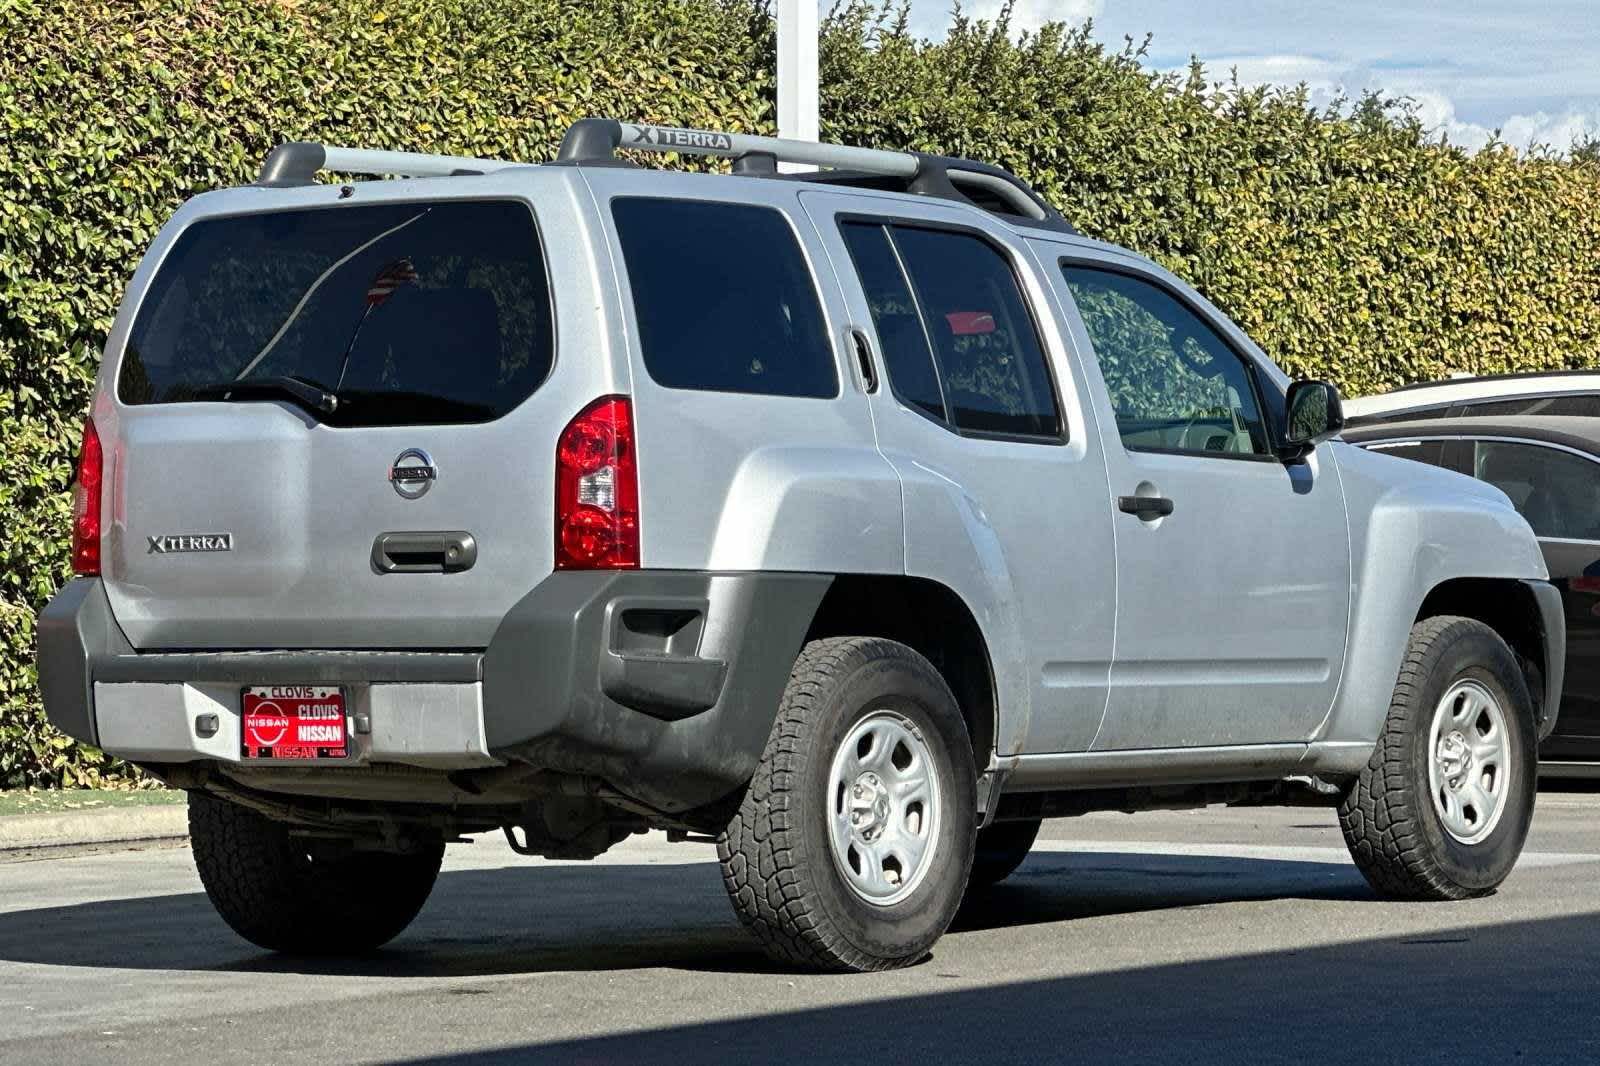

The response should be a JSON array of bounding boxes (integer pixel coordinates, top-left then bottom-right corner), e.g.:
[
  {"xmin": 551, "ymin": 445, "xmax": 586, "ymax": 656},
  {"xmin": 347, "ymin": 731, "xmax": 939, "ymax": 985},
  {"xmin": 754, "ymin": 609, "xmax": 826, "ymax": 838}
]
[{"xmin": 1117, "ymin": 495, "xmax": 1174, "ymax": 520}]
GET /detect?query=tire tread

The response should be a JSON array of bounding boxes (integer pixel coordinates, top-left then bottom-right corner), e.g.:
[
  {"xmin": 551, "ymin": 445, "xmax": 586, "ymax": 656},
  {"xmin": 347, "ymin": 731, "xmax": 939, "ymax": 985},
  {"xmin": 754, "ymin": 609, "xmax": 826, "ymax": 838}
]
[
  {"xmin": 717, "ymin": 636, "xmax": 964, "ymax": 972},
  {"xmin": 1338, "ymin": 615, "xmax": 1527, "ymax": 901}
]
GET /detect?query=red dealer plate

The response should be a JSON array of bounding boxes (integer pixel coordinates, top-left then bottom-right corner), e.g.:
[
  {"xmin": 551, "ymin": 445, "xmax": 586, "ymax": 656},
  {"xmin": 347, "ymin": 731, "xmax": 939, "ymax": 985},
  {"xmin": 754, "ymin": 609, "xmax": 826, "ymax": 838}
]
[{"xmin": 241, "ymin": 686, "xmax": 349, "ymax": 760}]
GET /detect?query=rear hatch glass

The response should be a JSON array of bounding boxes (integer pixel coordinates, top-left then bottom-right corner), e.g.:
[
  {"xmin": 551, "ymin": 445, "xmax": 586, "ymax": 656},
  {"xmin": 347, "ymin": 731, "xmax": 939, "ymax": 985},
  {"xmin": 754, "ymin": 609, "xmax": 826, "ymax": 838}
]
[
  {"xmin": 104, "ymin": 197, "xmax": 559, "ymax": 650},
  {"xmin": 119, "ymin": 200, "xmax": 552, "ymax": 426}
]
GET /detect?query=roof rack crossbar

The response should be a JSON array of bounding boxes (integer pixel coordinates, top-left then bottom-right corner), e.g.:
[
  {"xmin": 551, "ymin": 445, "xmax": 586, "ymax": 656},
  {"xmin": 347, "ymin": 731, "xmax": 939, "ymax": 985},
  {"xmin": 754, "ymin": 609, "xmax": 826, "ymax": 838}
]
[
  {"xmin": 256, "ymin": 142, "xmax": 522, "ymax": 187},
  {"xmin": 558, "ymin": 118, "xmax": 919, "ymax": 177},
  {"xmin": 557, "ymin": 118, "xmax": 1056, "ymax": 223}
]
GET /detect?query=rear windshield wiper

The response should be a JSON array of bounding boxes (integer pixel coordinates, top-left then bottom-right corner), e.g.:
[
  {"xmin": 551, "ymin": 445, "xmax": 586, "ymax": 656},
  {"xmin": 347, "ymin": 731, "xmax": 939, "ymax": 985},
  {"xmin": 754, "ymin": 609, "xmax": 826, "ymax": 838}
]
[{"xmin": 186, "ymin": 376, "xmax": 338, "ymax": 416}]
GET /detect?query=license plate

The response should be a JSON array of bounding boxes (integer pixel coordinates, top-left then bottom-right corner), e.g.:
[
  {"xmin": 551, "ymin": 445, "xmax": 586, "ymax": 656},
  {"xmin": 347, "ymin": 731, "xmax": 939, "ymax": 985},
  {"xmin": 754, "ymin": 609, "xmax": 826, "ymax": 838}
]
[{"xmin": 241, "ymin": 686, "xmax": 349, "ymax": 760}]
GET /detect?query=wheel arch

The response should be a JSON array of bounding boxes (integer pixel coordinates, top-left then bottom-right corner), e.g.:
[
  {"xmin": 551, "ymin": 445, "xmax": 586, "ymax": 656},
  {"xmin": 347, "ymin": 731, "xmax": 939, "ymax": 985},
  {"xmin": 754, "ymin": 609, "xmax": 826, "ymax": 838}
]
[
  {"xmin": 1414, "ymin": 577, "xmax": 1560, "ymax": 735},
  {"xmin": 1312, "ymin": 571, "xmax": 1564, "ymax": 774},
  {"xmin": 804, "ymin": 574, "xmax": 997, "ymax": 773}
]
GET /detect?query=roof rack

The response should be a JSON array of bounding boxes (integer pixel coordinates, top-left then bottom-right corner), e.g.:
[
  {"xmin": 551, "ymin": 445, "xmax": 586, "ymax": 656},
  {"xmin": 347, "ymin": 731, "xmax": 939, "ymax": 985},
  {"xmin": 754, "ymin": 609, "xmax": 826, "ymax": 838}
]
[
  {"xmin": 252, "ymin": 121, "xmax": 1075, "ymax": 233},
  {"xmin": 255, "ymin": 143, "xmax": 523, "ymax": 187},
  {"xmin": 556, "ymin": 119, "xmax": 1073, "ymax": 231}
]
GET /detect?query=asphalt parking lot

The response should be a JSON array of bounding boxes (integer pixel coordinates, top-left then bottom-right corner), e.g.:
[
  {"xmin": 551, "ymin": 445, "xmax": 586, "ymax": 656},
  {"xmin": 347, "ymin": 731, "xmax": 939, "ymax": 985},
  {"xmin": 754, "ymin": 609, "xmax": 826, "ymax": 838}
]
[{"xmin": 2, "ymin": 790, "xmax": 1597, "ymax": 1066}]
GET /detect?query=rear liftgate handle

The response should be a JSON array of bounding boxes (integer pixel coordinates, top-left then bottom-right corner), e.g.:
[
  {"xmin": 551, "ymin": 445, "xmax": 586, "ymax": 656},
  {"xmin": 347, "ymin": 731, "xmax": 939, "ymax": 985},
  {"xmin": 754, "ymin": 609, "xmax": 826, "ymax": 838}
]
[{"xmin": 372, "ymin": 531, "xmax": 477, "ymax": 573}]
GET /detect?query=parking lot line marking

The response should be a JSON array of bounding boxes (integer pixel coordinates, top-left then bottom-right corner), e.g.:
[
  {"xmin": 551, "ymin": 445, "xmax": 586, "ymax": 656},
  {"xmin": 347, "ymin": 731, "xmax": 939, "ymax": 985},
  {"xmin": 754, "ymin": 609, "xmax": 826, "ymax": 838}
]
[{"xmin": 1032, "ymin": 839, "xmax": 1600, "ymax": 868}]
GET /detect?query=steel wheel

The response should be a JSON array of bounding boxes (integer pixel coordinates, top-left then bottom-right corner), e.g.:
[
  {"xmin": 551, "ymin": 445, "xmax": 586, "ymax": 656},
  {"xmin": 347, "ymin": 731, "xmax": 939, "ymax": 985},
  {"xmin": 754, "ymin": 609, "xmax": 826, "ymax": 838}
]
[
  {"xmin": 1427, "ymin": 679, "xmax": 1513, "ymax": 845},
  {"xmin": 826, "ymin": 709, "xmax": 943, "ymax": 907}
]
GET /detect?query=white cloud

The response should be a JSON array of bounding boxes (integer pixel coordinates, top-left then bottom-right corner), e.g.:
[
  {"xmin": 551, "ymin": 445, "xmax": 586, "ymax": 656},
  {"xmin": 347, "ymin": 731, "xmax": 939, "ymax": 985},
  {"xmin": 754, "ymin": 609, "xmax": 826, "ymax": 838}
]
[
  {"xmin": 900, "ymin": 1, "xmax": 1600, "ymax": 155},
  {"xmin": 1206, "ymin": 54, "xmax": 1347, "ymax": 89},
  {"xmin": 958, "ymin": 0, "xmax": 1104, "ymax": 34},
  {"xmin": 1189, "ymin": 55, "xmax": 1598, "ymax": 154}
]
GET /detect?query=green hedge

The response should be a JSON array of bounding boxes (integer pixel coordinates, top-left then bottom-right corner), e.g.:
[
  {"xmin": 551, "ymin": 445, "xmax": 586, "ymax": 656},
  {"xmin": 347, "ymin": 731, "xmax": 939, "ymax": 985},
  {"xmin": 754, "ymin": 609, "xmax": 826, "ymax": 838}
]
[{"xmin": 3, "ymin": 0, "xmax": 1598, "ymax": 785}]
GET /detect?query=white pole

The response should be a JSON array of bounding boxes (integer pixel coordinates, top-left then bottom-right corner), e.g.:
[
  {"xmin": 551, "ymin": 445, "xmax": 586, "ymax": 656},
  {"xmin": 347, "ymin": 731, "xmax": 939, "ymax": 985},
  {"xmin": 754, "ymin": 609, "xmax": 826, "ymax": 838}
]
[{"xmin": 776, "ymin": 0, "xmax": 819, "ymax": 172}]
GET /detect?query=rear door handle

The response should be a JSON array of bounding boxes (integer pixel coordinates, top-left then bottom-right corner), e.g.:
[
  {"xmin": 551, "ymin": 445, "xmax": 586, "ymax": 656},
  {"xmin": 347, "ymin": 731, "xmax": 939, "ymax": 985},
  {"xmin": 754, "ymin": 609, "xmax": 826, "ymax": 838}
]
[
  {"xmin": 1117, "ymin": 495, "xmax": 1174, "ymax": 520},
  {"xmin": 372, "ymin": 531, "xmax": 477, "ymax": 573},
  {"xmin": 850, "ymin": 329, "xmax": 879, "ymax": 394}
]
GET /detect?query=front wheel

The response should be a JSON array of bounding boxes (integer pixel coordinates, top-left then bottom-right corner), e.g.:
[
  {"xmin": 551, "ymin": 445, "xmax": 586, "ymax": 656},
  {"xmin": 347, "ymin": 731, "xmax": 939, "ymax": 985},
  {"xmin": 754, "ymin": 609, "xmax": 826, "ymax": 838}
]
[
  {"xmin": 1339, "ymin": 616, "xmax": 1537, "ymax": 900},
  {"xmin": 718, "ymin": 636, "xmax": 977, "ymax": 972}
]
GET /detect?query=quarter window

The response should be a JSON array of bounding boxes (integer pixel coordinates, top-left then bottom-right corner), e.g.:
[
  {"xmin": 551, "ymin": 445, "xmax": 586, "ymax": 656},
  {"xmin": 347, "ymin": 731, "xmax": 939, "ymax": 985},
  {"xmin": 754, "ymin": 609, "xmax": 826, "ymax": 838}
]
[
  {"xmin": 1471, "ymin": 440, "xmax": 1600, "ymax": 540},
  {"xmin": 612, "ymin": 198, "xmax": 837, "ymax": 398},
  {"xmin": 1062, "ymin": 266, "xmax": 1269, "ymax": 457},
  {"xmin": 841, "ymin": 222, "xmax": 1062, "ymax": 440},
  {"xmin": 838, "ymin": 223, "xmax": 945, "ymax": 422}
]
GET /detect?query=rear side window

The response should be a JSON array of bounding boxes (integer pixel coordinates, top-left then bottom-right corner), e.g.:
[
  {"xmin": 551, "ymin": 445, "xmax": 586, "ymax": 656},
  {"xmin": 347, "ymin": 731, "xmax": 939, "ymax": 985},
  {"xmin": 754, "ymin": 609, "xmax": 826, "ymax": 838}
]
[
  {"xmin": 1347, "ymin": 392, "xmax": 1600, "ymax": 428},
  {"xmin": 840, "ymin": 221, "xmax": 1061, "ymax": 440},
  {"xmin": 1458, "ymin": 394, "xmax": 1600, "ymax": 418},
  {"xmin": 1472, "ymin": 440, "xmax": 1600, "ymax": 540},
  {"xmin": 612, "ymin": 198, "xmax": 837, "ymax": 398},
  {"xmin": 120, "ymin": 200, "xmax": 552, "ymax": 427}
]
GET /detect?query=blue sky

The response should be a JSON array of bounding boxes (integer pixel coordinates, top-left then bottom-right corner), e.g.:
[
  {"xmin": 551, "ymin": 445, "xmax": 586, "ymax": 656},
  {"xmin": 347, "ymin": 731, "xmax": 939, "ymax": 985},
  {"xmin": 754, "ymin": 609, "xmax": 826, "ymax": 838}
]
[{"xmin": 897, "ymin": 1, "xmax": 1600, "ymax": 152}]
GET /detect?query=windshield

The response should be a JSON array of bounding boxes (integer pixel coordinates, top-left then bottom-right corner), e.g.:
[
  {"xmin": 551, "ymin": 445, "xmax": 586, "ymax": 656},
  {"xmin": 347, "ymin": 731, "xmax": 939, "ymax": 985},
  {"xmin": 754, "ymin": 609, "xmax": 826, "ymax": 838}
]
[{"xmin": 118, "ymin": 200, "xmax": 553, "ymax": 426}]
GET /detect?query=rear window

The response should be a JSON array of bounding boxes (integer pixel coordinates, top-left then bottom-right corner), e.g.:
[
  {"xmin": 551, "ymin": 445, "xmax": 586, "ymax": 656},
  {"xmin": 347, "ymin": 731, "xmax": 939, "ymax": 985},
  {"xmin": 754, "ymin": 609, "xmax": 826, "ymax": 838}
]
[
  {"xmin": 612, "ymin": 198, "xmax": 837, "ymax": 398},
  {"xmin": 119, "ymin": 200, "xmax": 552, "ymax": 426}
]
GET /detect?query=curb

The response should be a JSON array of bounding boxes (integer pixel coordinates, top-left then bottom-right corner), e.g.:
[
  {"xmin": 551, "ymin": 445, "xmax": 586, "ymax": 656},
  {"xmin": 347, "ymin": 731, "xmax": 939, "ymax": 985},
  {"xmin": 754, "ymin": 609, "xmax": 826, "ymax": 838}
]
[{"xmin": 0, "ymin": 804, "xmax": 189, "ymax": 855}]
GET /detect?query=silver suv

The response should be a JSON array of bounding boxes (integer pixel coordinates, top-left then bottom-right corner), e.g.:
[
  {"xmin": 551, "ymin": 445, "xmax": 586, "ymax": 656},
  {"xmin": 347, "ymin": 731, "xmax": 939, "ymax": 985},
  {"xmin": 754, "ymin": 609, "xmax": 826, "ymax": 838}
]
[{"xmin": 38, "ymin": 120, "xmax": 1566, "ymax": 971}]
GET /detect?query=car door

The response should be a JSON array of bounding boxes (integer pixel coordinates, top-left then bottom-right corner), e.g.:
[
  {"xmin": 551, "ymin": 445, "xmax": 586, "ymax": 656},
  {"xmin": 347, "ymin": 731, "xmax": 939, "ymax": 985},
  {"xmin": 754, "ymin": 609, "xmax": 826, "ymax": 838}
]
[
  {"xmin": 1457, "ymin": 437, "xmax": 1600, "ymax": 745},
  {"xmin": 1054, "ymin": 258, "xmax": 1351, "ymax": 750},
  {"xmin": 800, "ymin": 191, "xmax": 1118, "ymax": 756}
]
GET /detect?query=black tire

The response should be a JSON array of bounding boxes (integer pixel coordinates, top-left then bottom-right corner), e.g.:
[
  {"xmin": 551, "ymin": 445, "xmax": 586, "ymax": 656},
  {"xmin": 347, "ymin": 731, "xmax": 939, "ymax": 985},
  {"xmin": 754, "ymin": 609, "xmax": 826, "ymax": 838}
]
[
  {"xmin": 717, "ymin": 636, "xmax": 978, "ymax": 972},
  {"xmin": 968, "ymin": 818, "xmax": 1042, "ymax": 889},
  {"xmin": 1338, "ymin": 616, "xmax": 1537, "ymax": 901},
  {"xmin": 188, "ymin": 791, "xmax": 443, "ymax": 954}
]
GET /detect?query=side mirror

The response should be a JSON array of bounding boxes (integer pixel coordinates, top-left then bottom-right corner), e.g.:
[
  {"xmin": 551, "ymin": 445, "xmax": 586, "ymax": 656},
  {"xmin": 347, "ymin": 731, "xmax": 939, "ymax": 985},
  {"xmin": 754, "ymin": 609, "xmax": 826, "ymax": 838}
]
[{"xmin": 1280, "ymin": 379, "xmax": 1345, "ymax": 460}]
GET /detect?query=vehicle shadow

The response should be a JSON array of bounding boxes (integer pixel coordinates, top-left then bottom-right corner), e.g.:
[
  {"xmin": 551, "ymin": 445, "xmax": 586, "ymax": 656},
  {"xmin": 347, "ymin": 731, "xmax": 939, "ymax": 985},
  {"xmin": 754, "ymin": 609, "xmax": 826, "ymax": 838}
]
[
  {"xmin": 0, "ymin": 850, "xmax": 1373, "ymax": 978},
  {"xmin": 385, "ymin": 911, "xmax": 1600, "ymax": 1066}
]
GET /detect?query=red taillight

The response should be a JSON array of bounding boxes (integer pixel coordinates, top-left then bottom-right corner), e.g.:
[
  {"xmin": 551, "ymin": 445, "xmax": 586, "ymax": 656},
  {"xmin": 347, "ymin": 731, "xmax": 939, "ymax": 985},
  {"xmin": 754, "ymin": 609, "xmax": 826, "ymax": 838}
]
[
  {"xmin": 555, "ymin": 396, "xmax": 639, "ymax": 570},
  {"xmin": 71, "ymin": 418, "xmax": 103, "ymax": 575}
]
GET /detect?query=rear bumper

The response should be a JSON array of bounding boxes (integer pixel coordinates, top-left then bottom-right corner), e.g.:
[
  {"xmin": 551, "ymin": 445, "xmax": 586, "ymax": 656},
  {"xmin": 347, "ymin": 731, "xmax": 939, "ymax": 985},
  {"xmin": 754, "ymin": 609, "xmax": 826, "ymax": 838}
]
[{"xmin": 37, "ymin": 572, "xmax": 831, "ymax": 812}]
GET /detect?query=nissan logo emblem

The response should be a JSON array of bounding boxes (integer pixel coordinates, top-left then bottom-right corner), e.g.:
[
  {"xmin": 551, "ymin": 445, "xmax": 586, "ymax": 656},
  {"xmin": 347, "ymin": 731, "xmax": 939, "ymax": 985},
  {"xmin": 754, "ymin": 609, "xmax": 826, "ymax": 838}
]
[{"xmin": 390, "ymin": 448, "xmax": 437, "ymax": 499}]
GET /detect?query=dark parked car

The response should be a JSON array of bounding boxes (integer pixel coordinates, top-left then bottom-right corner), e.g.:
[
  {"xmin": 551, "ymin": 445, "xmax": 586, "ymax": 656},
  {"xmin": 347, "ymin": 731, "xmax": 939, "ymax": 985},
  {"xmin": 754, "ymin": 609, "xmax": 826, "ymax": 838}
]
[{"xmin": 1346, "ymin": 415, "xmax": 1600, "ymax": 774}]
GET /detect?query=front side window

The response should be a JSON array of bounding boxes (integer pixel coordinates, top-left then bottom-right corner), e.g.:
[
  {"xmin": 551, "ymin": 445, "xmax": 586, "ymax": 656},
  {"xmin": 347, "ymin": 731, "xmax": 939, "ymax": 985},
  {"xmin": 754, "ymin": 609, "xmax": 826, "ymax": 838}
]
[
  {"xmin": 1472, "ymin": 440, "xmax": 1600, "ymax": 540},
  {"xmin": 120, "ymin": 200, "xmax": 553, "ymax": 426},
  {"xmin": 839, "ymin": 221, "xmax": 1062, "ymax": 440},
  {"xmin": 612, "ymin": 198, "xmax": 836, "ymax": 398},
  {"xmin": 1062, "ymin": 266, "xmax": 1269, "ymax": 457}
]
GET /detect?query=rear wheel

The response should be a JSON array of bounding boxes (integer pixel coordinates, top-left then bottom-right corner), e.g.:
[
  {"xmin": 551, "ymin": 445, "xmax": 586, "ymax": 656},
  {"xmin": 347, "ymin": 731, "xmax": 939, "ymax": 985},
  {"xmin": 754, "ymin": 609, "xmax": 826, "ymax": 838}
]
[
  {"xmin": 1339, "ymin": 616, "xmax": 1537, "ymax": 900},
  {"xmin": 718, "ymin": 636, "xmax": 977, "ymax": 971},
  {"xmin": 968, "ymin": 818, "xmax": 1042, "ymax": 889},
  {"xmin": 189, "ymin": 791, "xmax": 443, "ymax": 953}
]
